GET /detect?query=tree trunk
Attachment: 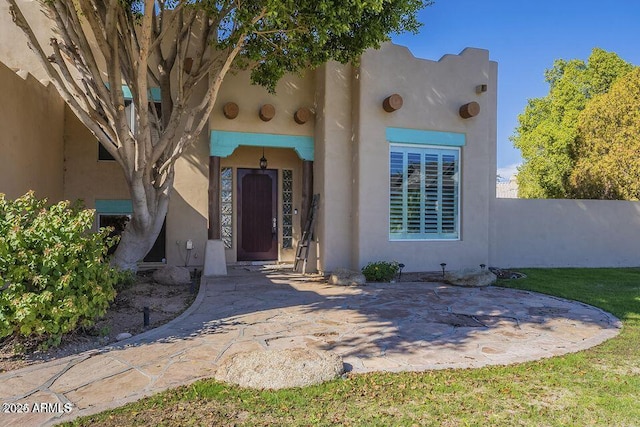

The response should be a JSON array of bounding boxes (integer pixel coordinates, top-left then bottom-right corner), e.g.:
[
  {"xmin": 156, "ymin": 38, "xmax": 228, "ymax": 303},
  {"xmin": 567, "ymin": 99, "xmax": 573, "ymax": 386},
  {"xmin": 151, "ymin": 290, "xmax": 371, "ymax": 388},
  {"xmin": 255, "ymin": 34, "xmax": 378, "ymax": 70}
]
[{"xmin": 111, "ymin": 197, "xmax": 169, "ymax": 272}]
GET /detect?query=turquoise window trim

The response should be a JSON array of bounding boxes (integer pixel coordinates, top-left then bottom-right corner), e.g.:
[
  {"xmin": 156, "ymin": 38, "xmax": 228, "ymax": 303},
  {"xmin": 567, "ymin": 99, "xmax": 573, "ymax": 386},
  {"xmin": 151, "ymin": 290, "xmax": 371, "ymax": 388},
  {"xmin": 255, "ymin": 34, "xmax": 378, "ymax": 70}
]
[
  {"xmin": 105, "ymin": 83, "xmax": 162, "ymax": 102},
  {"xmin": 95, "ymin": 199, "xmax": 133, "ymax": 214},
  {"xmin": 210, "ymin": 130, "xmax": 314, "ymax": 161},
  {"xmin": 386, "ymin": 127, "xmax": 466, "ymax": 147},
  {"xmin": 121, "ymin": 86, "xmax": 162, "ymax": 102}
]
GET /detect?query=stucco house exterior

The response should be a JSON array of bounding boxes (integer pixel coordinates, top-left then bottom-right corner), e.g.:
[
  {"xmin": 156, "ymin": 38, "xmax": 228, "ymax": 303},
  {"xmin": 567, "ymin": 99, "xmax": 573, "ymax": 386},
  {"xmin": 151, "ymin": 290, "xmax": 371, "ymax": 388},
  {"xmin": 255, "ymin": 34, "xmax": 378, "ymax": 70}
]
[
  {"xmin": 3, "ymin": 2, "xmax": 640, "ymax": 273},
  {"xmin": 0, "ymin": 36, "xmax": 497, "ymax": 273}
]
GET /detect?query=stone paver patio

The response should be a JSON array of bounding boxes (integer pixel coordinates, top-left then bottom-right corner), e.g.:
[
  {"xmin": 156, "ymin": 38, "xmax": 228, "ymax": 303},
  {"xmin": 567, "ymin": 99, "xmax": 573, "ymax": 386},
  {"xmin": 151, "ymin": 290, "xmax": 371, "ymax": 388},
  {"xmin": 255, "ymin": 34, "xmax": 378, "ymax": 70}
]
[{"xmin": 0, "ymin": 267, "xmax": 621, "ymax": 426}]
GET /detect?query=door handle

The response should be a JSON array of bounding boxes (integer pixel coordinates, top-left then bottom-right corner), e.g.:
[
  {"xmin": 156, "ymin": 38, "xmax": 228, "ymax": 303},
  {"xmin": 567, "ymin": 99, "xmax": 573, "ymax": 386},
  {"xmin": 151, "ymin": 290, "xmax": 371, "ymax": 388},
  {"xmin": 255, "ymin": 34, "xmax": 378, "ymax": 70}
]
[{"xmin": 272, "ymin": 217, "xmax": 277, "ymax": 235}]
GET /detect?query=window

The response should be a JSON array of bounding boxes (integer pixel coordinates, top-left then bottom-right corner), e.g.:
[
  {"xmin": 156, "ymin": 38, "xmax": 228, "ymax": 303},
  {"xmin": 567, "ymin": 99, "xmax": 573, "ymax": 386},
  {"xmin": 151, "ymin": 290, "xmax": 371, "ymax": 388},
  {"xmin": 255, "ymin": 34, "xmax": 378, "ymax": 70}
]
[
  {"xmin": 282, "ymin": 169, "xmax": 293, "ymax": 249},
  {"xmin": 389, "ymin": 145, "xmax": 460, "ymax": 240},
  {"xmin": 99, "ymin": 214, "xmax": 131, "ymax": 255},
  {"xmin": 95, "ymin": 199, "xmax": 166, "ymax": 262},
  {"xmin": 98, "ymin": 143, "xmax": 116, "ymax": 161},
  {"xmin": 97, "ymin": 99, "xmax": 161, "ymax": 161},
  {"xmin": 221, "ymin": 167, "xmax": 233, "ymax": 249},
  {"xmin": 98, "ymin": 100, "xmax": 134, "ymax": 161}
]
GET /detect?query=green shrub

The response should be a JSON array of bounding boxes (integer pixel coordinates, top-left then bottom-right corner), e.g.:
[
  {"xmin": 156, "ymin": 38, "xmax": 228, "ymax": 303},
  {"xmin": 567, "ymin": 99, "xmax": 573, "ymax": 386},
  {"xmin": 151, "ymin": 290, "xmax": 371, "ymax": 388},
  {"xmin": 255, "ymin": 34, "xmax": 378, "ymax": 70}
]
[
  {"xmin": 361, "ymin": 261, "xmax": 400, "ymax": 282},
  {"xmin": 0, "ymin": 192, "xmax": 119, "ymax": 347},
  {"xmin": 114, "ymin": 270, "xmax": 137, "ymax": 292}
]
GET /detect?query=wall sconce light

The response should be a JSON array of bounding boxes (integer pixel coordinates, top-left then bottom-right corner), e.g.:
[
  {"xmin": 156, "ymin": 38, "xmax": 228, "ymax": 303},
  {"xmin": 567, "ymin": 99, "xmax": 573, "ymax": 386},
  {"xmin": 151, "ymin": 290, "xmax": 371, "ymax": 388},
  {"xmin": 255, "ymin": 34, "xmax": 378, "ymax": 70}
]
[
  {"xmin": 459, "ymin": 101, "xmax": 480, "ymax": 119},
  {"xmin": 259, "ymin": 147, "xmax": 268, "ymax": 170},
  {"xmin": 383, "ymin": 93, "xmax": 403, "ymax": 112},
  {"xmin": 259, "ymin": 104, "xmax": 275, "ymax": 121},
  {"xmin": 223, "ymin": 102, "xmax": 239, "ymax": 119},
  {"xmin": 476, "ymin": 84, "xmax": 488, "ymax": 94}
]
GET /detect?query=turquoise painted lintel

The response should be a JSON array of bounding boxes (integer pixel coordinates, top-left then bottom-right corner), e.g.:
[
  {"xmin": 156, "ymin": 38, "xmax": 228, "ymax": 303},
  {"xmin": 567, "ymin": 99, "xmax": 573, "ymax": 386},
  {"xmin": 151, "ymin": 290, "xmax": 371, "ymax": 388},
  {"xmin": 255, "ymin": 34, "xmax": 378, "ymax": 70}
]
[
  {"xmin": 386, "ymin": 127, "xmax": 466, "ymax": 147},
  {"xmin": 120, "ymin": 86, "xmax": 162, "ymax": 102},
  {"xmin": 105, "ymin": 83, "xmax": 162, "ymax": 102},
  {"xmin": 95, "ymin": 199, "xmax": 133, "ymax": 214},
  {"xmin": 210, "ymin": 130, "xmax": 314, "ymax": 161}
]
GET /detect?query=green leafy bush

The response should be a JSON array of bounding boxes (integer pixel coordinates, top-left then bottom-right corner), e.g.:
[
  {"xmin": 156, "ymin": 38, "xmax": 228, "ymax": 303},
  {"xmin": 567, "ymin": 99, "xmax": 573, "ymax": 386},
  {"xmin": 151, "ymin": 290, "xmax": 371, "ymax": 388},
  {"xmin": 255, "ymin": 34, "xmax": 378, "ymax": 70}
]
[
  {"xmin": 361, "ymin": 261, "xmax": 400, "ymax": 282},
  {"xmin": 0, "ymin": 192, "xmax": 120, "ymax": 347}
]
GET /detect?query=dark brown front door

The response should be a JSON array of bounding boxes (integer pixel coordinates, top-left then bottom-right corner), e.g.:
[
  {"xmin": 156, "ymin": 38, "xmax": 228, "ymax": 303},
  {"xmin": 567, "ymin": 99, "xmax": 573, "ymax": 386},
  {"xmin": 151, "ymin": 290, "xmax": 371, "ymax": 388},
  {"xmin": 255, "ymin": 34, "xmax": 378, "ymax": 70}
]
[{"xmin": 237, "ymin": 168, "xmax": 278, "ymax": 261}]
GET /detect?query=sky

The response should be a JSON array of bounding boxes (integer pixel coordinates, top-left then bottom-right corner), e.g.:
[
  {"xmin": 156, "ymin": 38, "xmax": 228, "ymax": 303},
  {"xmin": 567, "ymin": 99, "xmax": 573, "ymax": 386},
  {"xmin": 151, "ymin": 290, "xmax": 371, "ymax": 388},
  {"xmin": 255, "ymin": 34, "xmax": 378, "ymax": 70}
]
[{"xmin": 392, "ymin": 0, "xmax": 640, "ymax": 180}]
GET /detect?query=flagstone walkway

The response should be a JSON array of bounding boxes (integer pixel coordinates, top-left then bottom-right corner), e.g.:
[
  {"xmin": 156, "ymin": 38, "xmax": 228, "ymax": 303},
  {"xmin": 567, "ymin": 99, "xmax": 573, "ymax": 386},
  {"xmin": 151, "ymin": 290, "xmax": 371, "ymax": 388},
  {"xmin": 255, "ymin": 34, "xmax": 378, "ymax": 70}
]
[{"xmin": 0, "ymin": 267, "xmax": 621, "ymax": 426}]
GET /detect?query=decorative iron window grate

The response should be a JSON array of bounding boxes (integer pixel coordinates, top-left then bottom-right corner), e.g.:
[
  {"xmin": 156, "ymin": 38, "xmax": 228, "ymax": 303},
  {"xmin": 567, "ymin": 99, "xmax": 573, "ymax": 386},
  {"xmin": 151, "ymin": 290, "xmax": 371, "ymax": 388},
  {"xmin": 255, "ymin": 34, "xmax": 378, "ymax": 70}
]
[
  {"xmin": 221, "ymin": 167, "xmax": 233, "ymax": 248},
  {"xmin": 282, "ymin": 169, "xmax": 293, "ymax": 248}
]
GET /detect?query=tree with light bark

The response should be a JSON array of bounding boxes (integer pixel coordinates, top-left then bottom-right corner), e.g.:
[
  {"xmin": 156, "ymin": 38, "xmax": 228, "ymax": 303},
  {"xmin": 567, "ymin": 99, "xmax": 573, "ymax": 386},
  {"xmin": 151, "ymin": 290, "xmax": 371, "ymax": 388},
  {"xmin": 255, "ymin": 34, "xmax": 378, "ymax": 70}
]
[
  {"xmin": 511, "ymin": 48, "xmax": 633, "ymax": 198},
  {"xmin": 6, "ymin": 0, "xmax": 429, "ymax": 270},
  {"xmin": 570, "ymin": 68, "xmax": 640, "ymax": 199}
]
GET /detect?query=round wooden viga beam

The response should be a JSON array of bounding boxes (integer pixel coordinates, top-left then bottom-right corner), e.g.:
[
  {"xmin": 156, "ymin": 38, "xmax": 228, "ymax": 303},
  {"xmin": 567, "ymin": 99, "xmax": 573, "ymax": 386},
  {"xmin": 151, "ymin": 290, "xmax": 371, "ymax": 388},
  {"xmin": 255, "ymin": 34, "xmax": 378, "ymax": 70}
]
[
  {"xmin": 294, "ymin": 107, "xmax": 311, "ymax": 124},
  {"xmin": 259, "ymin": 104, "xmax": 276, "ymax": 121},
  {"xmin": 459, "ymin": 101, "xmax": 480, "ymax": 119},
  {"xmin": 383, "ymin": 94, "xmax": 403, "ymax": 112},
  {"xmin": 223, "ymin": 102, "xmax": 239, "ymax": 119}
]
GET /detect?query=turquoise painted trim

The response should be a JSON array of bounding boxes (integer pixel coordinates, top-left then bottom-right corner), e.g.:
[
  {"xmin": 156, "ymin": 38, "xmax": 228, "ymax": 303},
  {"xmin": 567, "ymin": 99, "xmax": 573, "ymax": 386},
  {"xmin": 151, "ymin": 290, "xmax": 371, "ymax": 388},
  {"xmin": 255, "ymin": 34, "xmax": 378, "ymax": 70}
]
[
  {"xmin": 95, "ymin": 199, "xmax": 133, "ymax": 214},
  {"xmin": 210, "ymin": 130, "xmax": 314, "ymax": 161},
  {"xmin": 386, "ymin": 127, "xmax": 465, "ymax": 147},
  {"xmin": 121, "ymin": 86, "xmax": 162, "ymax": 102},
  {"xmin": 105, "ymin": 83, "xmax": 162, "ymax": 102}
]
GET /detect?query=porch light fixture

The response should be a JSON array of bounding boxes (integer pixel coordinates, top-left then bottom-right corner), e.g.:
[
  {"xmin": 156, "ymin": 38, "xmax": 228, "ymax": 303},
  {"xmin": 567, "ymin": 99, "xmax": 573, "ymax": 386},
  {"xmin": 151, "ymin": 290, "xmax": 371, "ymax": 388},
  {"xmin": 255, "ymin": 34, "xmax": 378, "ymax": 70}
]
[{"xmin": 259, "ymin": 147, "xmax": 268, "ymax": 170}]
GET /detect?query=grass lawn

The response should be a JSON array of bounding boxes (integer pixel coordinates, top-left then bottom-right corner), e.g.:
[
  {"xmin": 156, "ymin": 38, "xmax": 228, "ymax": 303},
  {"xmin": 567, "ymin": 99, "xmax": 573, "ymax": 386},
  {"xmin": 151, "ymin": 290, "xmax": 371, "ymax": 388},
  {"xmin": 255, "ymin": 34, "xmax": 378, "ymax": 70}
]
[{"xmin": 64, "ymin": 268, "xmax": 640, "ymax": 426}]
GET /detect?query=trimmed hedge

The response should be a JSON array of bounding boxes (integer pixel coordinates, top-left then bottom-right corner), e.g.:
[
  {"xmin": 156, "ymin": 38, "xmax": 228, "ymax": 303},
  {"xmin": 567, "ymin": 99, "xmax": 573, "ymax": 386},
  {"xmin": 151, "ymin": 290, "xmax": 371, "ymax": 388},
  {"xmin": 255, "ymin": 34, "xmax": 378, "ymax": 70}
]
[{"xmin": 0, "ymin": 192, "xmax": 119, "ymax": 347}]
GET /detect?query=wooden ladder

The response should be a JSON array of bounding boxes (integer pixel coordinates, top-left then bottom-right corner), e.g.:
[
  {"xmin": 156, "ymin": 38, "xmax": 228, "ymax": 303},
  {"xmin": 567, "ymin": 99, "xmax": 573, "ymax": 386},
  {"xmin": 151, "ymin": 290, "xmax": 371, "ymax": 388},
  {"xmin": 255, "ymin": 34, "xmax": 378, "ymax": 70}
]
[{"xmin": 294, "ymin": 194, "xmax": 320, "ymax": 274}]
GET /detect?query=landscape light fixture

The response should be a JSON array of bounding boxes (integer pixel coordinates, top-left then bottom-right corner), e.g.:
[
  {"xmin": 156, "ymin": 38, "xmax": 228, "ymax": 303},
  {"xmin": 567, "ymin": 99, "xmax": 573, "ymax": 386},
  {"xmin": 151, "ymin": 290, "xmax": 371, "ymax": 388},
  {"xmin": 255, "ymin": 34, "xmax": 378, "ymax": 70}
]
[{"xmin": 259, "ymin": 147, "xmax": 268, "ymax": 170}]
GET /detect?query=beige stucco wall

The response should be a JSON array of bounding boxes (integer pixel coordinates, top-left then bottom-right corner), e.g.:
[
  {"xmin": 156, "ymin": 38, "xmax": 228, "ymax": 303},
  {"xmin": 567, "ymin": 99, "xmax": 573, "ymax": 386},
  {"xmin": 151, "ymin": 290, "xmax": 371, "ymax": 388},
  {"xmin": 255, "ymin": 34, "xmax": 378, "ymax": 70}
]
[
  {"xmin": 167, "ymin": 126, "xmax": 209, "ymax": 267},
  {"xmin": 208, "ymin": 70, "xmax": 315, "ymax": 137},
  {"xmin": 0, "ymin": 0, "xmax": 55, "ymax": 80},
  {"xmin": 1, "ymin": 1, "xmax": 130, "ymax": 212},
  {"xmin": 348, "ymin": 43, "xmax": 498, "ymax": 272},
  {"xmin": 63, "ymin": 106, "xmax": 130, "ymax": 206},
  {"xmin": 490, "ymin": 199, "xmax": 640, "ymax": 268},
  {"xmin": 313, "ymin": 62, "xmax": 355, "ymax": 272},
  {"xmin": 0, "ymin": 61, "xmax": 64, "ymax": 201}
]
